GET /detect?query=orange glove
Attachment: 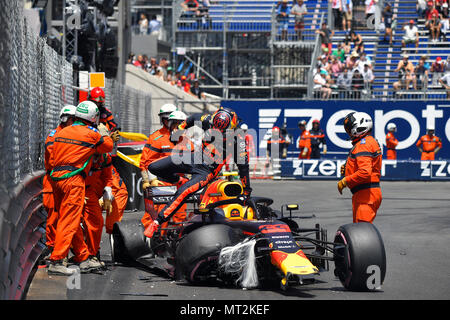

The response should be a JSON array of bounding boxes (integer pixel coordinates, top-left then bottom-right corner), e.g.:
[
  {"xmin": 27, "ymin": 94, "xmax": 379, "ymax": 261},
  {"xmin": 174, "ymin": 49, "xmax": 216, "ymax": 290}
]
[
  {"xmin": 337, "ymin": 178, "xmax": 347, "ymax": 195},
  {"xmin": 144, "ymin": 220, "xmax": 160, "ymax": 238}
]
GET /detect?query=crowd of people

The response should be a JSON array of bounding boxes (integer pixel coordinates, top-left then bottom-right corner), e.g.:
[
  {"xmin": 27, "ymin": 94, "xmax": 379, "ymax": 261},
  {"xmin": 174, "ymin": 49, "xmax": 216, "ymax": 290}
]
[{"xmin": 128, "ymin": 53, "xmax": 206, "ymax": 99}]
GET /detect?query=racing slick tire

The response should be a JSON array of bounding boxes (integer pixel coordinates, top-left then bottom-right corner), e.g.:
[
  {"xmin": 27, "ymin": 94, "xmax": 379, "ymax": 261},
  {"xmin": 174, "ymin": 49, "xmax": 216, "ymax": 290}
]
[
  {"xmin": 175, "ymin": 224, "xmax": 244, "ymax": 283},
  {"xmin": 333, "ymin": 222, "xmax": 386, "ymax": 291},
  {"xmin": 110, "ymin": 219, "xmax": 152, "ymax": 263}
]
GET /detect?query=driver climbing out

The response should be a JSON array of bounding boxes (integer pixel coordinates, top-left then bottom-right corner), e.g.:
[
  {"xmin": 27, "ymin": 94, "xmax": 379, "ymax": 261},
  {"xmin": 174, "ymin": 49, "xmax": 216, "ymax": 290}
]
[
  {"xmin": 144, "ymin": 107, "xmax": 251, "ymax": 238},
  {"xmin": 139, "ymin": 105, "xmax": 189, "ymax": 229},
  {"xmin": 338, "ymin": 112, "xmax": 382, "ymax": 224}
]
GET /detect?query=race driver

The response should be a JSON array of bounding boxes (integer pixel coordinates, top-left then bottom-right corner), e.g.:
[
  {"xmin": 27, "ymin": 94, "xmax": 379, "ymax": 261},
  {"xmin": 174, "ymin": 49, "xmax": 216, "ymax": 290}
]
[
  {"xmin": 143, "ymin": 107, "xmax": 251, "ymax": 238},
  {"xmin": 385, "ymin": 123, "xmax": 399, "ymax": 160},
  {"xmin": 48, "ymin": 101, "xmax": 113, "ymax": 275},
  {"xmin": 416, "ymin": 126, "xmax": 442, "ymax": 160},
  {"xmin": 140, "ymin": 106, "xmax": 189, "ymax": 229},
  {"xmin": 43, "ymin": 105, "xmax": 77, "ymax": 254},
  {"xmin": 337, "ymin": 112, "xmax": 382, "ymax": 224}
]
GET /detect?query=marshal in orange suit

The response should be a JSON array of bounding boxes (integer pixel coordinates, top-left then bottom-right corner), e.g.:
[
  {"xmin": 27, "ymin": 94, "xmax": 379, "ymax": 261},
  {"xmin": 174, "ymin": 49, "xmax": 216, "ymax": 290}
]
[{"xmin": 338, "ymin": 112, "xmax": 382, "ymax": 224}]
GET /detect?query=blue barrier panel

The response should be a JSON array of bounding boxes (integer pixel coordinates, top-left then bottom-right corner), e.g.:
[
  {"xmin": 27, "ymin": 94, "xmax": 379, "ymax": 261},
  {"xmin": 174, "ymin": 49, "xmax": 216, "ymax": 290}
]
[
  {"xmin": 221, "ymin": 100, "xmax": 450, "ymax": 160},
  {"xmin": 279, "ymin": 159, "xmax": 450, "ymax": 181}
]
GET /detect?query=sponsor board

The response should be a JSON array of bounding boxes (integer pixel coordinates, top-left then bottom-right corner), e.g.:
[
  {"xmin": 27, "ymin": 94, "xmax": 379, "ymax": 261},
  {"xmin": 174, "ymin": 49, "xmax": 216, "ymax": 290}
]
[{"xmin": 280, "ymin": 159, "xmax": 450, "ymax": 180}]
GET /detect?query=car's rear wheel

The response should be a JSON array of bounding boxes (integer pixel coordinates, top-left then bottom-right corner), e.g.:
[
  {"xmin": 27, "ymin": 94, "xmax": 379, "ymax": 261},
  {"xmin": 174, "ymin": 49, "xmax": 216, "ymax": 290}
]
[
  {"xmin": 110, "ymin": 219, "xmax": 151, "ymax": 263},
  {"xmin": 175, "ymin": 224, "xmax": 244, "ymax": 283},
  {"xmin": 333, "ymin": 222, "xmax": 386, "ymax": 291}
]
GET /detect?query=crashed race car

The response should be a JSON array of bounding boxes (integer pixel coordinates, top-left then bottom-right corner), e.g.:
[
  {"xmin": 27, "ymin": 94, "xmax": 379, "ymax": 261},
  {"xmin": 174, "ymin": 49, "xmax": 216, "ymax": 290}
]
[{"xmin": 110, "ymin": 172, "xmax": 386, "ymax": 291}]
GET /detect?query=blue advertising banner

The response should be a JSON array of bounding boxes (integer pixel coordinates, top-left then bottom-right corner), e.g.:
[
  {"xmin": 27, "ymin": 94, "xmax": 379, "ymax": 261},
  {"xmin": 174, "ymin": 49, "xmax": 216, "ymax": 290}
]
[
  {"xmin": 221, "ymin": 100, "xmax": 450, "ymax": 160},
  {"xmin": 279, "ymin": 159, "xmax": 450, "ymax": 181}
]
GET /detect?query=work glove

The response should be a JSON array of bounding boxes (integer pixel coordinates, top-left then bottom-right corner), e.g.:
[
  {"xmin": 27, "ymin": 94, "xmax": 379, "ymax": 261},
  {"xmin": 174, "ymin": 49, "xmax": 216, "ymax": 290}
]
[
  {"xmin": 150, "ymin": 179, "xmax": 165, "ymax": 187},
  {"xmin": 142, "ymin": 180, "xmax": 151, "ymax": 190},
  {"xmin": 144, "ymin": 220, "xmax": 160, "ymax": 238},
  {"xmin": 323, "ymin": 145, "xmax": 327, "ymax": 155},
  {"xmin": 340, "ymin": 164, "xmax": 346, "ymax": 176},
  {"xmin": 302, "ymin": 147, "xmax": 308, "ymax": 157},
  {"xmin": 99, "ymin": 197, "xmax": 113, "ymax": 214},
  {"xmin": 337, "ymin": 178, "xmax": 347, "ymax": 195},
  {"xmin": 110, "ymin": 130, "xmax": 120, "ymax": 142},
  {"xmin": 98, "ymin": 123, "xmax": 110, "ymax": 137}
]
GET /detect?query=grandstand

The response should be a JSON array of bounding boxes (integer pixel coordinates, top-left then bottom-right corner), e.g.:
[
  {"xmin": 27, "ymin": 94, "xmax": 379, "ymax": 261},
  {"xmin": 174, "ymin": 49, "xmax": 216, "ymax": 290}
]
[{"xmin": 170, "ymin": 0, "xmax": 450, "ymax": 100}]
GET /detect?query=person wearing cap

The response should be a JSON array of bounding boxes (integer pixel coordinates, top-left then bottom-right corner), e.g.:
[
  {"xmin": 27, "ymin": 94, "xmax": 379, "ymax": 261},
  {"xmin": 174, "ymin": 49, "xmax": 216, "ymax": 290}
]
[
  {"xmin": 416, "ymin": 127, "xmax": 442, "ymax": 160},
  {"xmin": 394, "ymin": 54, "xmax": 416, "ymax": 91},
  {"xmin": 402, "ymin": 19, "xmax": 419, "ymax": 48},
  {"xmin": 385, "ymin": 123, "xmax": 399, "ymax": 160},
  {"xmin": 180, "ymin": 75, "xmax": 192, "ymax": 94},
  {"xmin": 276, "ymin": 0, "xmax": 291, "ymax": 41},
  {"xmin": 345, "ymin": 50, "xmax": 359, "ymax": 70},
  {"xmin": 431, "ymin": 56, "xmax": 445, "ymax": 85},
  {"xmin": 425, "ymin": 4, "xmax": 441, "ymax": 43},
  {"xmin": 309, "ymin": 120, "xmax": 327, "ymax": 159}
]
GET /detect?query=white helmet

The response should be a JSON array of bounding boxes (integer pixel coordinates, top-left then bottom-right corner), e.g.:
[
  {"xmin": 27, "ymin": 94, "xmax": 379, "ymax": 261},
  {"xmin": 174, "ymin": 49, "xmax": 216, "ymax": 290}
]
[
  {"xmin": 344, "ymin": 112, "xmax": 373, "ymax": 139},
  {"xmin": 240, "ymin": 124, "xmax": 248, "ymax": 131},
  {"xmin": 59, "ymin": 104, "xmax": 76, "ymax": 123},
  {"xmin": 159, "ymin": 103, "xmax": 178, "ymax": 125},
  {"xmin": 75, "ymin": 101, "xmax": 100, "ymax": 125},
  {"xmin": 387, "ymin": 123, "xmax": 397, "ymax": 132},
  {"xmin": 167, "ymin": 110, "xmax": 187, "ymax": 130}
]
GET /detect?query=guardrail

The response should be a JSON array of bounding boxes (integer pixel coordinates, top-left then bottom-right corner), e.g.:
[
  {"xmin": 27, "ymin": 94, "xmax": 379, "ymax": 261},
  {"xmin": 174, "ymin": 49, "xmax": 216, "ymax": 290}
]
[{"xmin": 0, "ymin": 171, "xmax": 46, "ymax": 300}]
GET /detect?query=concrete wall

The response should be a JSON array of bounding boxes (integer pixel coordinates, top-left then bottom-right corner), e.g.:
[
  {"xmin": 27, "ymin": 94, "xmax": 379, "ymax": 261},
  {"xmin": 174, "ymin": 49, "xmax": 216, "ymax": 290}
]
[{"xmin": 125, "ymin": 64, "xmax": 219, "ymax": 133}]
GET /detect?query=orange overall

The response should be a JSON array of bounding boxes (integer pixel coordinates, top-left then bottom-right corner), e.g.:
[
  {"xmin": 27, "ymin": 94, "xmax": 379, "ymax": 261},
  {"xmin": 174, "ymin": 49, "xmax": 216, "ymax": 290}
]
[
  {"xmin": 298, "ymin": 129, "xmax": 312, "ymax": 159},
  {"xmin": 43, "ymin": 125, "xmax": 63, "ymax": 249},
  {"xmin": 385, "ymin": 131, "xmax": 398, "ymax": 160},
  {"xmin": 416, "ymin": 134, "xmax": 442, "ymax": 160},
  {"xmin": 83, "ymin": 154, "xmax": 113, "ymax": 256},
  {"xmin": 105, "ymin": 166, "xmax": 128, "ymax": 234},
  {"xmin": 49, "ymin": 122, "xmax": 113, "ymax": 262},
  {"xmin": 139, "ymin": 126, "xmax": 187, "ymax": 228},
  {"xmin": 344, "ymin": 135, "xmax": 382, "ymax": 223}
]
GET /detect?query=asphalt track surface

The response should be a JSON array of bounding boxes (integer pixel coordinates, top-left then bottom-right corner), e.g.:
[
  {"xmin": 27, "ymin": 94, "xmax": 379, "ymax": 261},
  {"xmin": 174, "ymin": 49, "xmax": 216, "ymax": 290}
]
[{"xmin": 26, "ymin": 180, "xmax": 450, "ymax": 301}]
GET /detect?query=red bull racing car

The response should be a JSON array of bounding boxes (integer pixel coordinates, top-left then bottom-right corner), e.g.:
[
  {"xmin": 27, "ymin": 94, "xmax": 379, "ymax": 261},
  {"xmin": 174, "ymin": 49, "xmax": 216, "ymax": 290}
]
[{"xmin": 110, "ymin": 173, "xmax": 386, "ymax": 291}]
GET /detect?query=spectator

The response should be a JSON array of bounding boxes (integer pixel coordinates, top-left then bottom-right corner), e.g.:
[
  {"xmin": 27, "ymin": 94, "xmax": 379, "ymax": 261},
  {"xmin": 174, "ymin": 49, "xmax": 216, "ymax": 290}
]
[
  {"xmin": 191, "ymin": 79, "xmax": 204, "ymax": 99},
  {"xmin": 402, "ymin": 19, "xmax": 419, "ymax": 49},
  {"xmin": 417, "ymin": 0, "xmax": 428, "ymax": 18},
  {"xmin": 442, "ymin": 1, "xmax": 449, "ymax": 18},
  {"xmin": 127, "ymin": 53, "xmax": 135, "ymax": 64},
  {"xmin": 342, "ymin": 0, "xmax": 353, "ymax": 33},
  {"xmin": 148, "ymin": 57, "xmax": 158, "ymax": 75},
  {"xmin": 356, "ymin": 51, "xmax": 372, "ymax": 74},
  {"xmin": 365, "ymin": 0, "xmax": 378, "ymax": 22},
  {"xmin": 316, "ymin": 22, "xmax": 334, "ymax": 54},
  {"xmin": 337, "ymin": 66, "xmax": 353, "ymax": 97},
  {"xmin": 361, "ymin": 63, "xmax": 375, "ymax": 93},
  {"xmin": 351, "ymin": 69, "xmax": 364, "ymax": 98},
  {"xmin": 438, "ymin": 72, "xmax": 450, "ymax": 98},
  {"xmin": 415, "ymin": 56, "xmax": 430, "ymax": 89},
  {"xmin": 431, "ymin": 56, "xmax": 445, "ymax": 84},
  {"xmin": 198, "ymin": 0, "xmax": 212, "ymax": 29},
  {"xmin": 342, "ymin": 38, "xmax": 352, "ymax": 54},
  {"xmin": 166, "ymin": 66, "xmax": 174, "ymax": 83},
  {"xmin": 180, "ymin": 75, "xmax": 192, "ymax": 94},
  {"xmin": 436, "ymin": 0, "xmax": 445, "ymax": 13},
  {"xmin": 149, "ymin": 15, "xmax": 161, "ymax": 35},
  {"xmin": 425, "ymin": 3, "xmax": 441, "ymax": 42},
  {"xmin": 291, "ymin": 0, "xmax": 307, "ymax": 40},
  {"xmin": 329, "ymin": 55, "xmax": 344, "ymax": 79},
  {"xmin": 394, "ymin": 54, "xmax": 416, "ymax": 91},
  {"xmin": 133, "ymin": 54, "xmax": 144, "ymax": 68},
  {"xmin": 441, "ymin": 10, "xmax": 449, "ymax": 41},
  {"xmin": 382, "ymin": 2, "xmax": 394, "ymax": 45},
  {"xmin": 330, "ymin": 0, "xmax": 343, "ymax": 30},
  {"xmin": 349, "ymin": 29, "xmax": 365, "ymax": 54},
  {"xmin": 317, "ymin": 54, "xmax": 330, "ymax": 70},
  {"xmin": 181, "ymin": 0, "xmax": 200, "ymax": 18},
  {"xmin": 142, "ymin": 55, "xmax": 150, "ymax": 71},
  {"xmin": 346, "ymin": 50, "xmax": 359, "ymax": 70},
  {"xmin": 138, "ymin": 13, "xmax": 149, "ymax": 35},
  {"xmin": 313, "ymin": 69, "xmax": 332, "ymax": 99},
  {"xmin": 155, "ymin": 66, "xmax": 165, "ymax": 80},
  {"xmin": 332, "ymin": 42, "xmax": 347, "ymax": 62},
  {"xmin": 276, "ymin": 0, "xmax": 291, "ymax": 41}
]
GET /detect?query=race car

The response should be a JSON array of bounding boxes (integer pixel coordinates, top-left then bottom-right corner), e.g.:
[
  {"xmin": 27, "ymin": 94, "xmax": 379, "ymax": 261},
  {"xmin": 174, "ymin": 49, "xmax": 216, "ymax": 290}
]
[{"xmin": 110, "ymin": 172, "xmax": 386, "ymax": 292}]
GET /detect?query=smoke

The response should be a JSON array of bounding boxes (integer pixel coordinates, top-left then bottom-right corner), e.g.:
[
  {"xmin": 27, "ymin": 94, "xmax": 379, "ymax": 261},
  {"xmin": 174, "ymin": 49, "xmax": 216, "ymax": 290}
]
[{"xmin": 218, "ymin": 239, "xmax": 259, "ymax": 289}]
